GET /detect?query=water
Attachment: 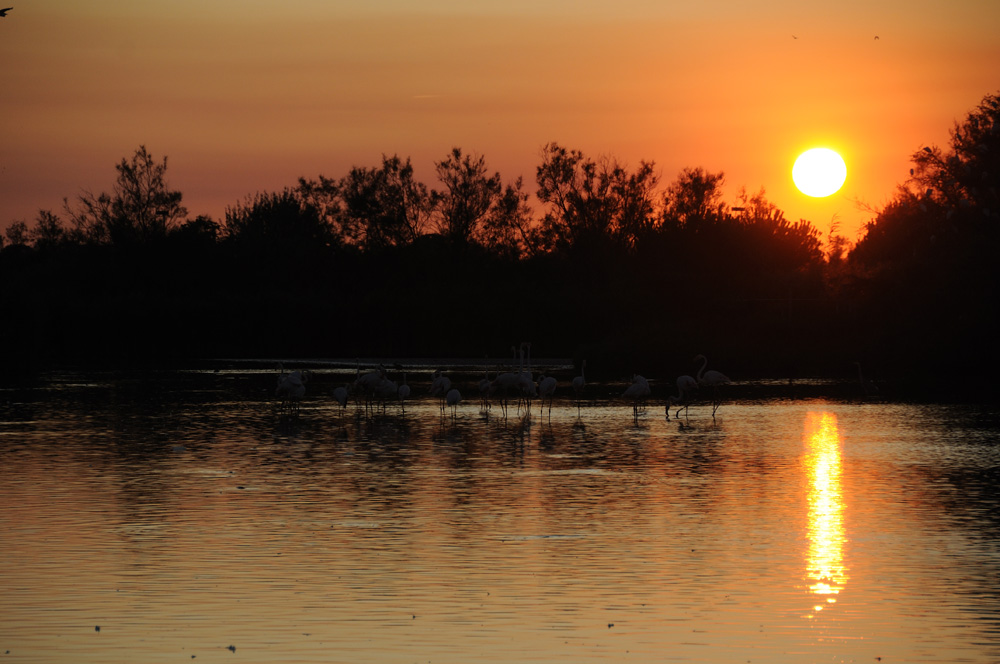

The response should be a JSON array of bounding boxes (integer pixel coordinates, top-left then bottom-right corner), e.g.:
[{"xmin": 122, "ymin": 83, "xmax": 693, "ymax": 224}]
[{"xmin": 2, "ymin": 368, "xmax": 999, "ymax": 663}]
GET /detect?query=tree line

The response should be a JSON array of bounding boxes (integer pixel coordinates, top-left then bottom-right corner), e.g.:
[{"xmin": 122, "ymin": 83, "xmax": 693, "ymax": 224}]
[{"xmin": 3, "ymin": 92, "xmax": 998, "ymax": 398}]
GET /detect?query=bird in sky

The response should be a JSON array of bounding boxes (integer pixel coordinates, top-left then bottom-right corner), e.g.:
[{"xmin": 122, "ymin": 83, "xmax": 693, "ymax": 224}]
[{"xmin": 0, "ymin": 7, "xmax": 13, "ymax": 17}]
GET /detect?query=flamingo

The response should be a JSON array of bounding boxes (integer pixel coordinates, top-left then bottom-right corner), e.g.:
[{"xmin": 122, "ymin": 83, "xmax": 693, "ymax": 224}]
[
  {"xmin": 275, "ymin": 367, "xmax": 309, "ymax": 416},
  {"xmin": 445, "ymin": 387, "xmax": 462, "ymax": 417},
  {"xmin": 478, "ymin": 357, "xmax": 492, "ymax": 411},
  {"xmin": 537, "ymin": 374, "xmax": 557, "ymax": 416},
  {"xmin": 572, "ymin": 359, "xmax": 587, "ymax": 412},
  {"xmin": 373, "ymin": 374, "xmax": 398, "ymax": 413},
  {"xmin": 517, "ymin": 342, "xmax": 536, "ymax": 413},
  {"xmin": 623, "ymin": 374, "xmax": 650, "ymax": 419},
  {"xmin": 332, "ymin": 384, "xmax": 349, "ymax": 411},
  {"xmin": 430, "ymin": 370, "xmax": 452, "ymax": 413},
  {"xmin": 667, "ymin": 374, "xmax": 699, "ymax": 419},
  {"xmin": 694, "ymin": 354, "xmax": 731, "ymax": 417},
  {"xmin": 489, "ymin": 346, "xmax": 521, "ymax": 418},
  {"xmin": 397, "ymin": 370, "xmax": 411, "ymax": 411},
  {"xmin": 354, "ymin": 361, "xmax": 386, "ymax": 412}
]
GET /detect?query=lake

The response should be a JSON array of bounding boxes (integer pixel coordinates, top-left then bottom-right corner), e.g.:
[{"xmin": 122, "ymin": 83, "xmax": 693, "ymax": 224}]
[{"xmin": 2, "ymin": 366, "xmax": 999, "ymax": 663}]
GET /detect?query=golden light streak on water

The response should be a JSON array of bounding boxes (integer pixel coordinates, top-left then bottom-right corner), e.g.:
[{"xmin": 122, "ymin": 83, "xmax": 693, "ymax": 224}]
[{"xmin": 804, "ymin": 411, "xmax": 847, "ymax": 607}]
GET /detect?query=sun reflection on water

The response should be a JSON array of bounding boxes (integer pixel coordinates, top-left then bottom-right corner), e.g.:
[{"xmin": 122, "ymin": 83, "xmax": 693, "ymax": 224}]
[{"xmin": 804, "ymin": 411, "xmax": 847, "ymax": 608}]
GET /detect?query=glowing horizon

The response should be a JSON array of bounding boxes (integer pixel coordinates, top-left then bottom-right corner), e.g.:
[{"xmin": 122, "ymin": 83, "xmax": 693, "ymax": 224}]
[{"xmin": 2, "ymin": 1, "xmax": 998, "ymax": 242}]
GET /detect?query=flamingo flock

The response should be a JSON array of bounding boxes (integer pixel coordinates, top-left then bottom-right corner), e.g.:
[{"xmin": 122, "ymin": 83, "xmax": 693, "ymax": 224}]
[{"xmin": 271, "ymin": 350, "xmax": 733, "ymax": 421}]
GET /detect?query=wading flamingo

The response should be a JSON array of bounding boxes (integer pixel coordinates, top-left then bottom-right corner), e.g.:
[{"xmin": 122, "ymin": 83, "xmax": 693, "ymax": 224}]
[
  {"xmin": 275, "ymin": 367, "xmax": 309, "ymax": 416},
  {"xmin": 694, "ymin": 354, "xmax": 730, "ymax": 417},
  {"xmin": 489, "ymin": 347, "xmax": 522, "ymax": 418},
  {"xmin": 572, "ymin": 360, "xmax": 587, "ymax": 413},
  {"xmin": 623, "ymin": 374, "xmax": 651, "ymax": 419},
  {"xmin": 430, "ymin": 370, "xmax": 452, "ymax": 413},
  {"xmin": 667, "ymin": 374, "xmax": 698, "ymax": 419},
  {"xmin": 537, "ymin": 374, "xmax": 557, "ymax": 416},
  {"xmin": 445, "ymin": 387, "xmax": 462, "ymax": 418}
]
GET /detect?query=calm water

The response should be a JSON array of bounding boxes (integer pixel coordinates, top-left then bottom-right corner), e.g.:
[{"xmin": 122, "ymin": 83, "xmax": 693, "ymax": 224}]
[{"xmin": 2, "ymin": 368, "xmax": 999, "ymax": 664}]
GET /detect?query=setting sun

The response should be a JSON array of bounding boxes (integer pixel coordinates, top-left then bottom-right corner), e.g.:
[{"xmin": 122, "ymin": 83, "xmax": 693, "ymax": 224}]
[{"xmin": 793, "ymin": 148, "xmax": 847, "ymax": 198}]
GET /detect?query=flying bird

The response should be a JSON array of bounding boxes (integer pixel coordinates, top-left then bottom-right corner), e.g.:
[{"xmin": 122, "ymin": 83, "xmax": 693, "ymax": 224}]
[{"xmin": 0, "ymin": 8, "xmax": 13, "ymax": 18}]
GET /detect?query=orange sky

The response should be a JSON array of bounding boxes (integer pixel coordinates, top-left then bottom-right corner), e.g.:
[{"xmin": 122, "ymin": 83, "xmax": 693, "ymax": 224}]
[{"xmin": 2, "ymin": 1, "xmax": 998, "ymax": 241}]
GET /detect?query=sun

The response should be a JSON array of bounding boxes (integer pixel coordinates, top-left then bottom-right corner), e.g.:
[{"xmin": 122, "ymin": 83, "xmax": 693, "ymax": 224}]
[{"xmin": 793, "ymin": 148, "xmax": 847, "ymax": 197}]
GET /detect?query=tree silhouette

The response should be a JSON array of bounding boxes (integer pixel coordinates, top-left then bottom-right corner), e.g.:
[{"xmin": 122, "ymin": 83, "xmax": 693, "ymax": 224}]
[
  {"xmin": 3, "ymin": 93, "xmax": 997, "ymax": 396},
  {"xmin": 336, "ymin": 155, "xmax": 430, "ymax": 252},
  {"xmin": 732, "ymin": 187, "xmax": 823, "ymax": 273},
  {"xmin": 535, "ymin": 142, "xmax": 660, "ymax": 252},
  {"xmin": 432, "ymin": 148, "xmax": 501, "ymax": 245},
  {"xmin": 430, "ymin": 147, "xmax": 532, "ymax": 257},
  {"xmin": 908, "ymin": 92, "xmax": 999, "ymax": 218},
  {"xmin": 223, "ymin": 190, "xmax": 332, "ymax": 264},
  {"xmin": 4, "ymin": 220, "xmax": 29, "ymax": 247},
  {"xmin": 660, "ymin": 167, "xmax": 727, "ymax": 232},
  {"xmin": 29, "ymin": 210, "xmax": 67, "ymax": 251},
  {"xmin": 842, "ymin": 90, "xmax": 1000, "ymax": 392},
  {"xmin": 65, "ymin": 146, "xmax": 186, "ymax": 246}
]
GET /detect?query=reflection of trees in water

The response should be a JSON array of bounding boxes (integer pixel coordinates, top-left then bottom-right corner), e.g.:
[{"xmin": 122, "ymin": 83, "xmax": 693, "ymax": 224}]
[{"xmin": 902, "ymin": 405, "xmax": 1000, "ymax": 541}]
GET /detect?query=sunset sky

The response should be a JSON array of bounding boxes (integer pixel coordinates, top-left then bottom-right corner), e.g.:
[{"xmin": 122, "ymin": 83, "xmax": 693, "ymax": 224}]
[{"xmin": 2, "ymin": 0, "xmax": 998, "ymax": 241}]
